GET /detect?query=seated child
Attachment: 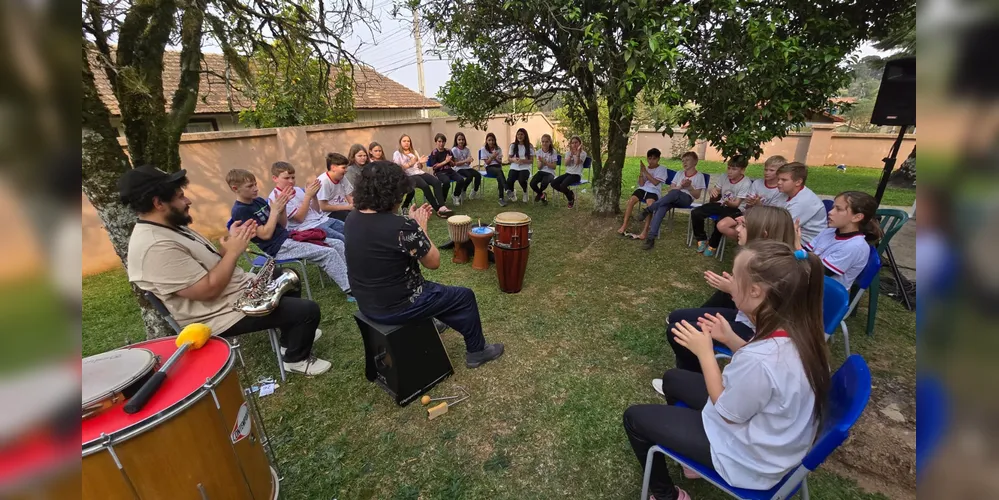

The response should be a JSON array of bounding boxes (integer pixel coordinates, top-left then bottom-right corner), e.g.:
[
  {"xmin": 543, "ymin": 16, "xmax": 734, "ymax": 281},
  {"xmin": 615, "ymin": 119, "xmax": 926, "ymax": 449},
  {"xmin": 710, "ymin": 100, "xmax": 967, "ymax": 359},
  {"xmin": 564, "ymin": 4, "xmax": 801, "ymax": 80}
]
[
  {"xmin": 712, "ymin": 155, "xmax": 787, "ymax": 244},
  {"xmin": 638, "ymin": 151, "xmax": 706, "ymax": 250},
  {"xmin": 691, "ymin": 155, "xmax": 753, "ymax": 256},
  {"xmin": 550, "ymin": 135, "xmax": 588, "ymax": 209},
  {"xmin": 429, "ymin": 132, "xmax": 467, "ymax": 206},
  {"xmin": 625, "ymin": 240, "xmax": 830, "ymax": 500},
  {"xmin": 618, "ymin": 147, "xmax": 669, "ymax": 239},
  {"xmin": 268, "ymin": 161, "xmax": 345, "ymax": 242},
  {"xmin": 799, "ymin": 190, "xmax": 882, "ymax": 290},
  {"xmin": 318, "ymin": 152, "xmax": 355, "ymax": 222},
  {"xmin": 529, "ymin": 134, "xmax": 560, "ymax": 205},
  {"xmin": 666, "ymin": 205, "xmax": 796, "ymax": 374},
  {"xmin": 227, "ymin": 168, "xmax": 353, "ymax": 301},
  {"xmin": 776, "ymin": 162, "xmax": 827, "ymax": 245},
  {"xmin": 451, "ymin": 132, "xmax": 481, "ymax": 201}
]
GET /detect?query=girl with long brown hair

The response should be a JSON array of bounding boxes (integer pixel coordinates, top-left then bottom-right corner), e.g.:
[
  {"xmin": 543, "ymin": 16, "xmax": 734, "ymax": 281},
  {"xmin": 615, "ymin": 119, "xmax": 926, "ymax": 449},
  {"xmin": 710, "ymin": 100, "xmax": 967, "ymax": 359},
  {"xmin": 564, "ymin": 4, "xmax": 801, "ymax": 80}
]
[
  {"xmin": 662, "ymin": 205, "xmax": 795, "ymax": 376},
  {"xmin": 506, "ymin": 127, "xmax": 533, "ymax": 202},
  {"xmin": 799, "ymin": 190, "xmax": 882, "ymax": 290},
  {"xmin": 392, "ymin": 134, "xmax": 453, "ymax": 217},
  {"xmin": 367, "ymin": 141, "xmax": 386, "ymax": 161},
  {"xmin": 624, "ymin": 240, "xmax": 831, "ymax": 500},
  {"xmin": 345, "ymin": 143, "xmax": 369, "ymax": 189},
  {"xmin": 479, "ymin": 132, "xmax": 508, "ymax": 206}
]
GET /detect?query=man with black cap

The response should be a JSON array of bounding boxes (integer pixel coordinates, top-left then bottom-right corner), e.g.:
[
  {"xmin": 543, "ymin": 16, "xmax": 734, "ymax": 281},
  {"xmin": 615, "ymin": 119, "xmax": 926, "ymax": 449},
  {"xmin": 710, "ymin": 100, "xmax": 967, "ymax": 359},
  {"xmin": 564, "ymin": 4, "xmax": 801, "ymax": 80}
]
[{"xmin": 119, "ymin": 165, "xmax": 331, "ymax": 376}]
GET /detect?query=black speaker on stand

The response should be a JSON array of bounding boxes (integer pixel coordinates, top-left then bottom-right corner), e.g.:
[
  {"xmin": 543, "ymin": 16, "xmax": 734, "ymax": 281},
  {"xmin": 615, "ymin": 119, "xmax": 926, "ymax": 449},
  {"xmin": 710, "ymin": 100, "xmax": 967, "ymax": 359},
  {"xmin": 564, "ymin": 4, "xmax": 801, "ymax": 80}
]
[
  {"xmin": 354, "ymin": 311, "xmax": 454, "ymax": 406},
  {"xmin": 869, "ymin": 56, "xmax": 915, "ymax": 310}
]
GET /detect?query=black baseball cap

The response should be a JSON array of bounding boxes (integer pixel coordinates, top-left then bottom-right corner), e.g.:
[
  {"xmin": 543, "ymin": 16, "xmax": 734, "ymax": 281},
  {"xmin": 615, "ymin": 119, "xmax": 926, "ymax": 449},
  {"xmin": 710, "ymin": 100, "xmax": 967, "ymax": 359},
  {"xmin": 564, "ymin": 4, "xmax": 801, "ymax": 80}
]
[{"xmin": 118, "ymin": 165, "xmax": 188, "ymax": 203}]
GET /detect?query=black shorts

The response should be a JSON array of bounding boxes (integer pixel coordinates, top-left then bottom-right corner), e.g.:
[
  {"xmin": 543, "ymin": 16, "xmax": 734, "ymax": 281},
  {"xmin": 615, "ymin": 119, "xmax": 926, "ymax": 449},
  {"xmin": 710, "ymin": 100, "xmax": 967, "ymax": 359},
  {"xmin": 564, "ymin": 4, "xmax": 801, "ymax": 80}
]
[{"xmin": 631, "ymin": 189, "xmax": 659, "ymax": 203}]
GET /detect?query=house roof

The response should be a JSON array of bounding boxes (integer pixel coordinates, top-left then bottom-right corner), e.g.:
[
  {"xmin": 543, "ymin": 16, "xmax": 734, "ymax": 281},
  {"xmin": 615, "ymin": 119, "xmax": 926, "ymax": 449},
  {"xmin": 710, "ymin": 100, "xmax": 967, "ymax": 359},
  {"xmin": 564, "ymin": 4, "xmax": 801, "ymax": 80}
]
[
  {"xmin": 90, "ymin": 49, "xmax": 440, "ymax": 116},
  {"xmin": 829, "ymin": 97, "xmax": 858, "ymax": 105}
]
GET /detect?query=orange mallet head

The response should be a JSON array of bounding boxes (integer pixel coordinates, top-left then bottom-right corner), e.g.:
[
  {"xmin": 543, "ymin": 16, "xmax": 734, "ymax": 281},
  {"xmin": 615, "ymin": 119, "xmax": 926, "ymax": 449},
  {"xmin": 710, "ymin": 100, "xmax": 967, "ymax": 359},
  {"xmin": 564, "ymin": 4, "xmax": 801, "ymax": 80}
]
[{"xmin": 176, "ymin": 323, "xmax": 212, "ymax": 349}]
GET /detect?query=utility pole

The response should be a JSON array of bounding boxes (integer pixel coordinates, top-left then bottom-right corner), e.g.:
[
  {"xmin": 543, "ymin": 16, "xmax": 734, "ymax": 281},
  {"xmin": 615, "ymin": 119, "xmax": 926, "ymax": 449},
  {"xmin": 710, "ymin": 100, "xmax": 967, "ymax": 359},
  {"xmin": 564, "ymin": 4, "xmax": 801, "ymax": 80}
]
[{"xmin": 412, "ymin": 7, "xmax": 427, "ymax": 118}]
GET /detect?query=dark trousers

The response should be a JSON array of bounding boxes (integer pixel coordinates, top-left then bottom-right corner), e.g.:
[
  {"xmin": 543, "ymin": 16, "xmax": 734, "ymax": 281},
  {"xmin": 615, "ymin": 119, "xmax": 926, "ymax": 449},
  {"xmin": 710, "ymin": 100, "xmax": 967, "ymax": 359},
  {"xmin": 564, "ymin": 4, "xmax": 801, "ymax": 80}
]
[
  {"xmin": 485, "ymin": 164, "xmax": 507, "ymax": 198},
  {"xmin": 403, "ymin": 173, "xmax": 444, "ymax": 210},
  {"xmin": 530, "ymin": 171, "xmax": 555, "ymax": 198},
  {"xmin": 691, "ymin": 203, "xmax": 742, "ymax": 247},
  {"xmin": 506, "ymin": 169, "xmax": 530, "ymax": 193},
  {"xmin": 456, "ymin": 169, "xmax": 481, "ymax": 192},
  {"xmin": 701, "ymin": 290, "xmax": 735, "ymax": 309},
  {"xmin": 364, "ymin": 281, "xmax": 486, "ymax": 353},
  {"xmin": 623, "ymin": 369, "xmax": 714, "ymax": 500},
  {"xmin": 329, "ymin": 210, "xmax": 350, "ymax": 222},
  {"xmin": 435, "ymin": 169, "xmax": 466, "ymax": 199},
  {"xmin": 666, "ymin": 307, "xmax": 755, "ymax": 372},
  {"xmin": 551, "ymin": 173, "xmax": 581, "ymax": 201},
  {"xmin": 221, "ymin": 291, "xmax": 320, "ymax": 363}
]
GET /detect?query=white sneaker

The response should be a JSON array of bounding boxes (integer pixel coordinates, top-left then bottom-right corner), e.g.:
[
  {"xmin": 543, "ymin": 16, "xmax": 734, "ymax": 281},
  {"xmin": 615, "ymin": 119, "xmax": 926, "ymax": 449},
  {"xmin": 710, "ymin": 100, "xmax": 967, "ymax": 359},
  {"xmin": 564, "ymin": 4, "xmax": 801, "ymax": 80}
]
[
  {"xmin": 652, "ymin": 378, "xmax": 664, "ymax": 396},
  {"xmin": 453, "ymin": 195, "xmax": 461, "ymax": 206},
  {"xmin": 522, "ymin": 192, "xmax": 529, "ymax": 203},
  {"xmin": 284, "ymin": 355, "xmax": 331, "ymax": 376},
  {"xmin": 280, "ymin": 329, "xmax": 322, "ymax": 356},
  {"xmin": 506, "ymin": 190, "xmax": 516, "ymax": 201},
  {"xmin": 470, "ymin": 190, "xmax": 478, "ymax": 200}
]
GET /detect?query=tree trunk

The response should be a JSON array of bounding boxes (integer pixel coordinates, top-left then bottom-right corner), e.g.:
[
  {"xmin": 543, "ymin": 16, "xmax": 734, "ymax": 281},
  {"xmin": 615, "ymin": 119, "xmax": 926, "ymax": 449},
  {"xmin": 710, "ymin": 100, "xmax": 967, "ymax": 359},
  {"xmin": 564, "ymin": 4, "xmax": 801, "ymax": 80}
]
[
  {"xmin": 592, "ymin": 98, "xmax": 634, "ymax": 216},
  {"xmin": 82, "ymin": 45, "xmax": 174, "ymax": 339}
]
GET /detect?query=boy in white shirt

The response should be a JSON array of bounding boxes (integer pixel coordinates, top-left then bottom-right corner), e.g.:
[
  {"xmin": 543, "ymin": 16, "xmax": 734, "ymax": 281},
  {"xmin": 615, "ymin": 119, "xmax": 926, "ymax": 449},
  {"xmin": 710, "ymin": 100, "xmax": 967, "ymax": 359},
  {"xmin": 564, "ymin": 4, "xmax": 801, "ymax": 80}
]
[
  {"xmin": 317, "ymin": 152, "xmax": 354, "ymax": 222},
  {"xmin": 618, "ymin": 148, "xmax": 669, "ymax": 240},
  {"xmin": 691, "ymin": 155, "xmax": 753, "ymax": 256},
  {"xmin": 776, "ymin": 162, "xmax": 828, "ymax": 245},
  {"xmin": 711, "ymin": 155, "xmax": 787, "ymax": 244},
  {"xmin": 268, "ymin": 161, "xmax": 345, "ymax": 241},
  {"xmin": 639, "ymin": 151, "xmax": 706, "ymax": 250}
]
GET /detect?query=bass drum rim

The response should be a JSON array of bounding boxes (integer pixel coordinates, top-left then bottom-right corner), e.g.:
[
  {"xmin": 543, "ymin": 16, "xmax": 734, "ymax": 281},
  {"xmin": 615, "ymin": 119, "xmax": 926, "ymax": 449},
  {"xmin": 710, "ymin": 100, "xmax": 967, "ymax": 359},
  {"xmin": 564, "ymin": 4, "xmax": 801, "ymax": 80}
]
[{"xmin": 82, "ymin": 337, "xmax": 235, "ymax": 457}]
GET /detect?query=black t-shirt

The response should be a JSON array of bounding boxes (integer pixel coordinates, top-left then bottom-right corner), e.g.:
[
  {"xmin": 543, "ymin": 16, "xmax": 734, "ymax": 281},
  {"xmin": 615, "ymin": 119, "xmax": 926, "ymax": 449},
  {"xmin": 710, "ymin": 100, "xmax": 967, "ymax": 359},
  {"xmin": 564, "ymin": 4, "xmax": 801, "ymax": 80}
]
[
  {"xmin": 428, "ymin": 148, "xmax": 453, "ymax": 173},
  {"xmin": 344, "ymin": 211, "xmax": 432, "ymax": 315}
]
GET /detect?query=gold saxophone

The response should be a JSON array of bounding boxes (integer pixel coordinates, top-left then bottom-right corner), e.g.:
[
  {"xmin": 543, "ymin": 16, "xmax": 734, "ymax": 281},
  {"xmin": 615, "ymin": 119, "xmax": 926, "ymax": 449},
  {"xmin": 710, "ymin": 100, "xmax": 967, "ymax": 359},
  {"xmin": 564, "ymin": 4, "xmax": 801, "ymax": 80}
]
[{"xmin": 233, "ymin": 257, "xmax": 302, "ymax": 316}]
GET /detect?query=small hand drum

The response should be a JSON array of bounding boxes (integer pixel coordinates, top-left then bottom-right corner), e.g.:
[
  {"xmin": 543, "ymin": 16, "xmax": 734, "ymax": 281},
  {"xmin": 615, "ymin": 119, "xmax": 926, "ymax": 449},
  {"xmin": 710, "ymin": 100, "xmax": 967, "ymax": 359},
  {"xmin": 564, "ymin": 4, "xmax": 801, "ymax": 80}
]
[
  {"xmin": 469, "ymin": 226, "xmax": 495, "ymax": 270},
  {"xmin": 447, "ymin": 215, "xmax": 472, "ymax": 264}
]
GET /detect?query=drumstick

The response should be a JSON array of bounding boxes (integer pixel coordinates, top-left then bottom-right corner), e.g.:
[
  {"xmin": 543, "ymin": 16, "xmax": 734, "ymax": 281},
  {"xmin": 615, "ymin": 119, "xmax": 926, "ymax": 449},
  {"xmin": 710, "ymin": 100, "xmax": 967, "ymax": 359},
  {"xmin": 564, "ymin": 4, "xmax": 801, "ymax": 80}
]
[{"xmin": 124, "ymin": 324, "xmax": 212, "ymax": 414}]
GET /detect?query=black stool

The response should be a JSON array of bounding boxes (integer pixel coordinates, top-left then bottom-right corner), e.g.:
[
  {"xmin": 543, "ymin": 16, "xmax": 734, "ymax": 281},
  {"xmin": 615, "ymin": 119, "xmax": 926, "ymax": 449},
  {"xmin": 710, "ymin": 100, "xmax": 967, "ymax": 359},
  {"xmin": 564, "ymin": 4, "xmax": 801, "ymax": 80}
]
[{"xmin": 354, "ymin": 311, "xmax": 454, "ymax": 406}]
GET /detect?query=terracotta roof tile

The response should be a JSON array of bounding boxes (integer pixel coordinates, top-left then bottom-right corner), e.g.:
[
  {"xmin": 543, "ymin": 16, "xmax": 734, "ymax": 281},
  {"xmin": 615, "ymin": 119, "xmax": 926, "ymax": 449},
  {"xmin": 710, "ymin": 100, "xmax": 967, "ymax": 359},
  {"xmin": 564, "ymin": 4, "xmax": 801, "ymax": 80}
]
[{"xmin": 89, "ymin": 49, "xmax": 439, "ymax": 116}]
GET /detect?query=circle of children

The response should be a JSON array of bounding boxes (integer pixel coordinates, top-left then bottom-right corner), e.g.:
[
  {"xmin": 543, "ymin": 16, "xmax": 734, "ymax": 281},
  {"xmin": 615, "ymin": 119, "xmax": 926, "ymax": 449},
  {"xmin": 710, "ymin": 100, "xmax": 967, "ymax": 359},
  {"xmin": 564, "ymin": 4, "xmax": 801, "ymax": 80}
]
[{"xmin": 226, "ymin": 126, "xmax": 883, "ymax": 500}]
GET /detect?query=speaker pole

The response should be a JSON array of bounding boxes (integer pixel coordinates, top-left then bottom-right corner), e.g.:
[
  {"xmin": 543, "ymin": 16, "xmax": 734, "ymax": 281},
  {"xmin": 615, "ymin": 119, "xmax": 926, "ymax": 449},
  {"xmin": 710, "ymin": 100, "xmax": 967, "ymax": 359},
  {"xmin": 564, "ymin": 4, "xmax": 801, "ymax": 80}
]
[{"xmin": 874, "ymin": 125, "xmax": 910, "ymax": 206}]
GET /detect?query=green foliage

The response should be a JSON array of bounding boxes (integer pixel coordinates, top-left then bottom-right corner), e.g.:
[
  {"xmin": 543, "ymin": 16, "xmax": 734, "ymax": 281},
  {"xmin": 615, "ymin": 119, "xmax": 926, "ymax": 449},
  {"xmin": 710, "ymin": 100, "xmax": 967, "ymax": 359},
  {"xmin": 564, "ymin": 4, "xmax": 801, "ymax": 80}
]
[
  {"xmin": 550, "ymin": 98, "xmax": 609, "ymax": 155},
  {"xmin": 239, "ymin": 40, "xmax": 356, "ymax": 128},
  {"xmin": 645, "ymin": 0, "xmax": 906, "ymax": 160},
  {"xmin": 836, "ymin": 56, "xmax": 888, "ymax": 132}
]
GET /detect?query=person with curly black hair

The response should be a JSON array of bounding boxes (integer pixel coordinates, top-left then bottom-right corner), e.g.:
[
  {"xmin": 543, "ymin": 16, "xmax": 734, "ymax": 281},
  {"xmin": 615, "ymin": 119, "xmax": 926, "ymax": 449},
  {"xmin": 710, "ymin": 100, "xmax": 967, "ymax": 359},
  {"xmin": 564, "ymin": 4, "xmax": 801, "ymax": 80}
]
[{"xmin": 344, "ymin": 161, "xmax": 505, "ymax": 369}]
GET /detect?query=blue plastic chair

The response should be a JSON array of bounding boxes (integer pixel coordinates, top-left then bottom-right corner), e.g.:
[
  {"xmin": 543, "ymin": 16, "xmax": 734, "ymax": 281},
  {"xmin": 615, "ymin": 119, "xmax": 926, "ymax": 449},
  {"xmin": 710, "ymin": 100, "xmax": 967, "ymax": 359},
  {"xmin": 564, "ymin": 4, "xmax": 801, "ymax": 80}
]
[
  {"xmin": 916, "ymin": 375, "xmax": 948, "ymax": 480},
  {"xmin": 568, "ymin": 156, "xmax": 593, "ymax": 186},
  {"xmin": 479, "ymin": 149, "xmax": 502, "ymax": 179},
  {"xmin": 642, "ymin": 354, "xmax": 872, "ymax": 500},
  {"xmin": 835, "ymin": 246, "xmax": 881, "ymax": 355},
  {"xmin": 715, "ymin": 276, "xmax": 851, "ymax": 359},
  {"xmin": 823, "ymin": 199, "xmax": 834, "ymax": 213}
]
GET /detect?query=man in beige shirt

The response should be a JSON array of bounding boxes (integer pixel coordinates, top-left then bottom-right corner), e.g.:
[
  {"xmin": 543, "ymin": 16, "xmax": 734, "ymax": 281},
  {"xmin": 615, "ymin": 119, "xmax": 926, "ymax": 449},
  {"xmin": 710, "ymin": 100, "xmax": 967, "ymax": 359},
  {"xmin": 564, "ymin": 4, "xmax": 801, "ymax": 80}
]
[{"xmin": 119, "ymin": 165, "xmax": 331, "ymax": 376}]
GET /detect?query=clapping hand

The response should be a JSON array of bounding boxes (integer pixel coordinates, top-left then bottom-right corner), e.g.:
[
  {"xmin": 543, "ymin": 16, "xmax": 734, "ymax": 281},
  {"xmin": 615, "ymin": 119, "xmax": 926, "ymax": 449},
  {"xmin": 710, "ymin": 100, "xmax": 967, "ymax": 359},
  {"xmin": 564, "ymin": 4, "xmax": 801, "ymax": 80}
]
[
  {"xmin": 794, "ymin": 218, "xmax": 802, "ymax": 250},
  {"xmin": 221, "ymin": 220, "xmax": 257, "ymax": 255},
  {"xmin": 696, "ymin": 313, "xmax": 739, "ymax": 346},
  {"xmin": 703, "ymin": 270, "xmax": 734, "ymax": 294},
  {"xmin": 270, "ymin": 188, "xmax": 293, "ymax": 213},
  {"xmin": 745, "ymin": 193, "xmax": 761, "ymax": 207},
  {"xmin": 671, "ymin": 320, "xmax": 715, "ymax": 359},
  {"xmin": 680, "ymin": 177, "xmax": 692, "ymax": 188},
  {"xmin": 305, "ymin": 179, "xmax": 321, "ymax": 198},
  {"xmin": 409, "ymin": 202, "xmax": 433, "ymax": 230}
]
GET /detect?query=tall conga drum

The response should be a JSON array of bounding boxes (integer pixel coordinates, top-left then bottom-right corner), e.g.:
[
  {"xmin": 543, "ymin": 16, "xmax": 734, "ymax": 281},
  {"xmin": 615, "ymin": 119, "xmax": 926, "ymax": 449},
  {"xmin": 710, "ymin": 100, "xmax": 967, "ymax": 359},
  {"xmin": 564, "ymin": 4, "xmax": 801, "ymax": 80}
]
[
  {"xmin": 469, "ymin": 226, "xmax": 494, "ymax": 270},
  {"xmin": 82, "ymin": 337, "xmax": 278, "ymax": 500},
  {"xmin": 493, "ymin": 212, "xmax": 531, "ymax": 293}
]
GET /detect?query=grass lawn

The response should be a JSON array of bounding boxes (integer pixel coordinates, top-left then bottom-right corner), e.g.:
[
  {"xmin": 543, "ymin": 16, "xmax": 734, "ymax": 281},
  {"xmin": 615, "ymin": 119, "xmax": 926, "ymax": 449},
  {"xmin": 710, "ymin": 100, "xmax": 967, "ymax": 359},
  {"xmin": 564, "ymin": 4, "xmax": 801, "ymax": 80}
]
[{"xmin": 82, "ymin": 161, "xmax": 916, "ymax": 499}]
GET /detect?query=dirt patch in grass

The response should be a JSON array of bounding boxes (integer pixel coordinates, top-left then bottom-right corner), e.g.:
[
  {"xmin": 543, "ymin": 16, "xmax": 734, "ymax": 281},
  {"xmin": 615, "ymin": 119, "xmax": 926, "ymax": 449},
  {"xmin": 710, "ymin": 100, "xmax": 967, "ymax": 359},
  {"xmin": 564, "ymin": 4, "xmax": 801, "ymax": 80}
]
[{"xmin": 829, "ymin": 376, "xmax": 916, "ymax": 499}]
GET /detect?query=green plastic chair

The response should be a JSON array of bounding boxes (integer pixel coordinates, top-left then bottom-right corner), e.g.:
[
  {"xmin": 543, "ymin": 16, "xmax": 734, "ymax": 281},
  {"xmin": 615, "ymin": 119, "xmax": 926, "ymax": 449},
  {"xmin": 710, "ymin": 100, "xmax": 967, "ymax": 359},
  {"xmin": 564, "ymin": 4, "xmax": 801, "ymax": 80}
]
[{"xmin": 866, "ymin": 208, "xmax": 910, "ymax": 335}]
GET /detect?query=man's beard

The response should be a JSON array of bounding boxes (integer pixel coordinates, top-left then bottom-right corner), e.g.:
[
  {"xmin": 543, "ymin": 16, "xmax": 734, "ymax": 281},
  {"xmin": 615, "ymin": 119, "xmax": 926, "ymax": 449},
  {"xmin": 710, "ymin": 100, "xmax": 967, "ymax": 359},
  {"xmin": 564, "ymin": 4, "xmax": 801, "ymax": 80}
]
[{"xmin": 166, "ymin": 206, "xmax": 193, "ymax": 227}]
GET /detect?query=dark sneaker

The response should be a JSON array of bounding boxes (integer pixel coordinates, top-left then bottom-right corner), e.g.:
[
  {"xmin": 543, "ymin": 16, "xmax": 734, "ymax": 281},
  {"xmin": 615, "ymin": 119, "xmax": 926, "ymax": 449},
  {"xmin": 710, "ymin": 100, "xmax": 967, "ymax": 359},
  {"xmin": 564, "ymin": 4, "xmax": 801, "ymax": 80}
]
[
  {"xmin": 541, "ymin": 193, "xmax": 549, "ymax": 206},
  {"xmin": 567, "ymin": 199, "xmax": 575, "ymax": 209},
  {"xmin": 466, "ymin": 343, "xmax": 505, "ymax": 368},
  {"xmin": 638, "ymin": 207, "xmax": 651, "ymax": 222},
  {"xmin": 642, "ymin": 238, "xmax": 655, "ymax": 251},
  {"xmin": 498, "ymin": 198, "xmax": 508, "ymax": 207}
]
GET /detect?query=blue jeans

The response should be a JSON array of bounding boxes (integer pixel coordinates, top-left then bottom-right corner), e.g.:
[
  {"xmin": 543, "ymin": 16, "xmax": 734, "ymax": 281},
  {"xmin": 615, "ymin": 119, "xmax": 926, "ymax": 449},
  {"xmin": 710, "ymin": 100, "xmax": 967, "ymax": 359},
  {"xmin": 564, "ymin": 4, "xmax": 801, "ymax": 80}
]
[
  {"xmin": 363, "ymin": 281, "xmax": 486, "ymax": 353},
  {"xmin": 647, "ymin": 190, "xmax": 694, "ymax": 239},
  {"xmin": 317, "ymin": 217, "xmax": 346, "ymax": 242}
]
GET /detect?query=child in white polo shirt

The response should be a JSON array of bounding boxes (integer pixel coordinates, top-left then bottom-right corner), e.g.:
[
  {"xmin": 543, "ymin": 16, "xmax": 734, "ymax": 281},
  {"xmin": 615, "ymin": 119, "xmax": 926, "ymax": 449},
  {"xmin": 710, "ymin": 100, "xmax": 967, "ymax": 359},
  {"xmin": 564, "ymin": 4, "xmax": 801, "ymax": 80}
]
[
  {"xmin": 800, "ymin": 190, "xmax": 882, "ymax": 290},
  {"xmin": 268, "ymin": 161, "xmax": 345, "ymax": 242},
  {"xmin": 691, "ymin": 155, "xmax": 753, "ymax": 256},
  {"xmin": 618, "ymin": 148, "xmax": 670, "ymax": 239},
  {"xmin": 624, "ymin": 240, "xmax": 830, "ymax": 500},
  {"xmin": 776, "ymin": 162, "xmax": 828, "ymax": 245}
]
